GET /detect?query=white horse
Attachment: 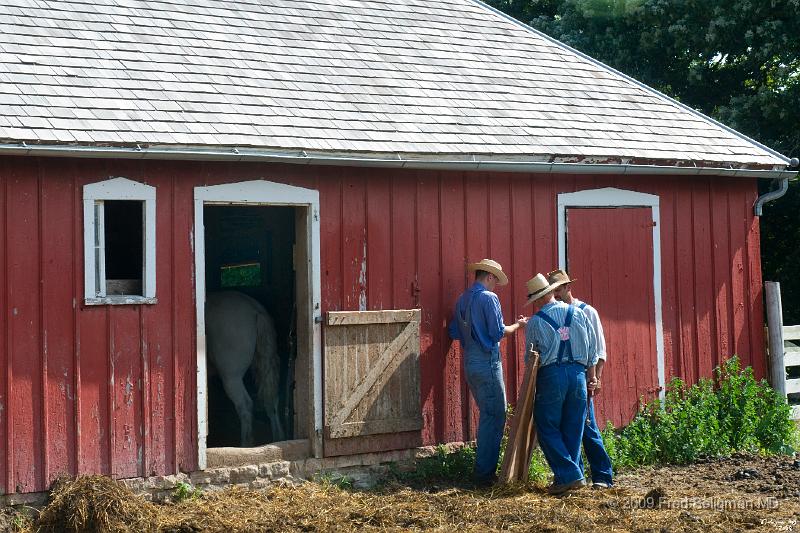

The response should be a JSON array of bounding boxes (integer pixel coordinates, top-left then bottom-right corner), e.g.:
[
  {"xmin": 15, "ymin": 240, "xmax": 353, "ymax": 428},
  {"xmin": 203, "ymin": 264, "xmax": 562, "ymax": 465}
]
[{"xmin": 205, "ymin": 291, "xmax": 285, "ymax": 446}]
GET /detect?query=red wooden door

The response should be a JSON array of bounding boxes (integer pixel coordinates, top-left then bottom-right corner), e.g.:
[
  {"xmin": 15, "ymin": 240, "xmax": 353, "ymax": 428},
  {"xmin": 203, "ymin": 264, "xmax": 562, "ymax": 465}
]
[{"xmin": 566, "ymin": 207, "xmax": 659, "ymax": 428}]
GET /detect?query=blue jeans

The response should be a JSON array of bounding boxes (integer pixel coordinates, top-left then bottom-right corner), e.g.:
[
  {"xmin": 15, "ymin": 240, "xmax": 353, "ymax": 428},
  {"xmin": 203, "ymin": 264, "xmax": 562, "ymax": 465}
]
[
  {"xmin": 581, "ymin": 398, "xmax": 614, "ymax": 485},
  {"xmin": 464, "ymin": 344, "xmax": 506, "ymax": 481},
  {"xmin": 534, "ymin": 363, "xmax": 587, "ymax": 485}
]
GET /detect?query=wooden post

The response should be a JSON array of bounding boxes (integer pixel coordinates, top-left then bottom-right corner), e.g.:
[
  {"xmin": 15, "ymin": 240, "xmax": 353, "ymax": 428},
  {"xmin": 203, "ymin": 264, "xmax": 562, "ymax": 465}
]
[{"xmin": 765, "ymin": 281, "xmax": 786, "ymax": 397}]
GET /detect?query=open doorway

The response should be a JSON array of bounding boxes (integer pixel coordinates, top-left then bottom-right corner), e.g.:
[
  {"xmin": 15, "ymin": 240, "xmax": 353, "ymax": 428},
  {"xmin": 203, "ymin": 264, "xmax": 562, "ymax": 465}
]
[
  {"xmin": 204, "ymin": 205, "xmax": 296, "ymax": 447},
  {"xmin": 194, "ymin": 180, "xmax": 322, "ymax": 468}
]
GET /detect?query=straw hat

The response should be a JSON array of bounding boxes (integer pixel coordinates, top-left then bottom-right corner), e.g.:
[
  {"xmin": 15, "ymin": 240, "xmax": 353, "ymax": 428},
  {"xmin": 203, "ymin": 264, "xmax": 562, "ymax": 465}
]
[
  {"xmin": 547, "ymin": 269, "xmax": 576, "ymax": 286},
  {"xmin": 467, "ymin": 258, "xmax": 508, "ymax": 286},
  {"xmin": 524, "ymin": 273, "xmax": 568, "ymax": 306}
]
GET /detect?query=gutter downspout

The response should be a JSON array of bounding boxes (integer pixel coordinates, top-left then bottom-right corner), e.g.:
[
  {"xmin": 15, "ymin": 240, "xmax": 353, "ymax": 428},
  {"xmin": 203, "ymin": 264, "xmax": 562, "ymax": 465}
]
[{"xmin": 754, "ymin": 157, "xmax": 799, "ymax": 216}]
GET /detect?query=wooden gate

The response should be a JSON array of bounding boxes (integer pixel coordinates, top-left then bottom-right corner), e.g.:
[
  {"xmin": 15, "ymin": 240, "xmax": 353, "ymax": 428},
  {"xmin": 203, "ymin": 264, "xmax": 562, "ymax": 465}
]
[
  {"xmin": 567, "ymin": 207, "xmax": 660, "ymax": 428},
  {"xmin": 324, "ymin": 309, "xmax": 423, "ymax": 456}
]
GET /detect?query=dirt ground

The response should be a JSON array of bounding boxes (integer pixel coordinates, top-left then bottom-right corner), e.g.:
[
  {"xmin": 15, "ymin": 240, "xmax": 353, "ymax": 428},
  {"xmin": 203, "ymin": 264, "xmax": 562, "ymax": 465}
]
[{"xmin": 3, "ymin": 453, "xmax": 800, "ymax": 532}]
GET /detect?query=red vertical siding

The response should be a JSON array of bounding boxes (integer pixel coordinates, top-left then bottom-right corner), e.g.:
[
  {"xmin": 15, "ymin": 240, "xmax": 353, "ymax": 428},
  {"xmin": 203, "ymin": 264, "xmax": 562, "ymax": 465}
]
[
  {"xmin": 487, "ymin": 173, "xmax": 516, "ymax": 405},
  {"xmin": 341, "ymin": 170, "xmax": 367, "ymax": 312},
  {"xmin": 710, "ymin": 182, "xmax": 732, "ymax": 370},
  {"xmin": 509, "ymin": 176, "xmax": 534, "ymax": 395},
  {"xmin": 462, "ymin": 175, "xmax": 489, "ymax": 438},
  {"xmin": 40, "ymin": 165, "xmax": 78, "ymax": 485},
  {"xmin": 366, "ymin": 173, "xmax": 392, "ymax": 311},
  {"xmin": 439, "ymin": 173, "xmax": 467, "ymax": 443},
  {"xmin": 141, "ymin": 163, "xmax": 174, "ymax": 476},
  {"xmin": 692, "ymin": 181, "xmax": 715, "ymax": 379},
  {"xmin": 0, "ymin": 156, "xmax": 767, "ymax": 493},
  {"xmin": 319, "ymin": 172, "xmax": 343, "ymax": 312},
  {"xmin": 7, "ymin": 160, "xmax": 43, "ymax": 492},
  {"xmin": 0, "ymin": 163, "xmax": 7, "ymax": 493},
  {"xmin": 172, "ymin": 167, "xmax": 197, "ymax": 473},
  {"xmin": 418, "ymin": 172, "xmax": 445, "ymax": 443}
]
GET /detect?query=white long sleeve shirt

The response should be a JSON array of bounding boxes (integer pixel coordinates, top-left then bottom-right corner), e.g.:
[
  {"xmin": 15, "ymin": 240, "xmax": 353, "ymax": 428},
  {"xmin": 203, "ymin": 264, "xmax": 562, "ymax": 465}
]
[{"xmin": 572, "ymin": 298, "xmax": 607, "ymax": 361}]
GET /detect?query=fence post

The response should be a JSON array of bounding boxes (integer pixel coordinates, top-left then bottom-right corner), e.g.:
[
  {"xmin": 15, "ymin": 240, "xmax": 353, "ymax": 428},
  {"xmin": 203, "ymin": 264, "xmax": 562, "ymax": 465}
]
[{"xmin": 765, "ymin": 281, "xmax": 786, "ymax": 396}]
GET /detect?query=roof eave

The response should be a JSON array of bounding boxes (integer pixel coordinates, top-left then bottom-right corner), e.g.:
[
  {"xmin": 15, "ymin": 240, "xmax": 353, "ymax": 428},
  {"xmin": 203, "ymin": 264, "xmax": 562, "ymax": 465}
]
[{"xmin": 0, "ymin": 143, "xmax": 795, "ymax": 179}]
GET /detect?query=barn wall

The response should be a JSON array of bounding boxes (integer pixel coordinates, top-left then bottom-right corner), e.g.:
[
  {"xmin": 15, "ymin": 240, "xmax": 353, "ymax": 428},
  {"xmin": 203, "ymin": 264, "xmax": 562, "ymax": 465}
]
[{"xmin": 0, "ymin": 155, "xmax": 764, "ymax": 493}]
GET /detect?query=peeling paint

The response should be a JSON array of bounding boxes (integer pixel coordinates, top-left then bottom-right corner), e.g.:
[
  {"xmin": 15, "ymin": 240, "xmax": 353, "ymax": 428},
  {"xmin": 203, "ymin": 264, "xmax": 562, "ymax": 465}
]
[
  {"xmin": 358, "ymin": 234, "xmax": 367, "ymax": 311},
  {"xmin": 123, "ymin": 424, "xmax": 133, "ymax": 450},
  {"xmin": 124, "ymin": 375, "xmax": 134, "ymax": 406}
]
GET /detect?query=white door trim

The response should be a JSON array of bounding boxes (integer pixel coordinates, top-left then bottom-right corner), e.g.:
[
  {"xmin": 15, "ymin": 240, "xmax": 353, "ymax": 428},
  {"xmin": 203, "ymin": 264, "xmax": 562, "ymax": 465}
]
[
  {"xmin": 193, "ymin": 179, "xmax": 322, "ymax": 469},
  {"xmin": 557, "ymin": 187, "xmax": 665, "ymax": 402}
]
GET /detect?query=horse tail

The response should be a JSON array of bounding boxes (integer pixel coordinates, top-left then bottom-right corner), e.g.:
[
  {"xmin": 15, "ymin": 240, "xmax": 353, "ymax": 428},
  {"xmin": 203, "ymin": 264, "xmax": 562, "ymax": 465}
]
[{"xmin": 252, "ymin": 310, "xmax": 285, "ymax": 441}]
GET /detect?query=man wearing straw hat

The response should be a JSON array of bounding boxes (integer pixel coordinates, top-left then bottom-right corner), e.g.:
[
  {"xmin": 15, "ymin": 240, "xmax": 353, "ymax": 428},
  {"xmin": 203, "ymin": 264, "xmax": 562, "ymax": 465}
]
[
  {"xmin": 448, "ymin": 259, "xmax": 528, "ymax": 487},
  {"xmin": 548, "ymin": 269, "xmax": 614, "ymax": 490},
  {"xmin": 524, "ymin": 273, "xmax": 598, "ymax": 495}
]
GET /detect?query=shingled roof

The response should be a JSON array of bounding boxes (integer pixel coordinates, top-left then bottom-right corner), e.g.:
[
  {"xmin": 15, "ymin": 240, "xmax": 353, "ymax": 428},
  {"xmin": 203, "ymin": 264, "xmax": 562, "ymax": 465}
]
[{"xmin": 0, "ymin": 0, "xmax": 793, "ymax": 174}]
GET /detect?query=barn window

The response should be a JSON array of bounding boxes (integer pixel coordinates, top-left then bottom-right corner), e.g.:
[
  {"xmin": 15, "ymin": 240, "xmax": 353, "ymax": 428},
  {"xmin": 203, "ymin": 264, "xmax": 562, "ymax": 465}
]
[{"xmin": 83, "ymin": 177, "xmax": 156, "ymax": 305}]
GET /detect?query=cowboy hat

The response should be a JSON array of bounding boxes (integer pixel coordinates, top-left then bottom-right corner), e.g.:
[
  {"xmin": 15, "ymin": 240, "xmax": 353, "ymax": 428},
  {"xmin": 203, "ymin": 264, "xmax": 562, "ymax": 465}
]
[
  {"xmin": 524, "ymin": 273, "xmax": 568, "ymax": 306},
  {"xmin": 547, "ymin": 269, "xmax": 576, "ymax": 286},
  {"xmin": 467, "ymin": 258, "xmax": 509, "ymax": 286}
]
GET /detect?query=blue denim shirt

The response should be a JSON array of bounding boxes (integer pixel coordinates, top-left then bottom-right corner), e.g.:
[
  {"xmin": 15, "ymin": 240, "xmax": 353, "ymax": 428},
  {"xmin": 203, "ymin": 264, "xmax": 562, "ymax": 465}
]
[
  {"xmin": 525, "ymin": 301, "xmax": 598, "ymax": 368},
  {"xmin": 448, "ymin": 281, "xmax": 505, "ymax": 352}
]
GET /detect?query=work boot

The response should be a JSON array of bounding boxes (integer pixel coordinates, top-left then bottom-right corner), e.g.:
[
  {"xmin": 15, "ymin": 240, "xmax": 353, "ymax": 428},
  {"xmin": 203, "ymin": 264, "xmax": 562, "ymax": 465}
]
[{"xmin": 547, "ymin": 478, "xmax": 586, "ymax": 495}]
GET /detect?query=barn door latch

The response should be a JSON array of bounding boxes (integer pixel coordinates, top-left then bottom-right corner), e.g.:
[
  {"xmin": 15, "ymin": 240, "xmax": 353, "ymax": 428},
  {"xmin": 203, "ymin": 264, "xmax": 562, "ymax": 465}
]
[{"xmin": 411, "ymin": 276, "xmax": 421, "ymax": 307}]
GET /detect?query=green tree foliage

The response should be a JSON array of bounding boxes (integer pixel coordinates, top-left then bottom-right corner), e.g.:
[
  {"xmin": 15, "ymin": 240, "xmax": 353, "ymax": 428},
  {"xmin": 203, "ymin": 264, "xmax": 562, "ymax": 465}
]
[{"xmin": 487, "ymin": 0, "xmax": 800, "ymax": 322}]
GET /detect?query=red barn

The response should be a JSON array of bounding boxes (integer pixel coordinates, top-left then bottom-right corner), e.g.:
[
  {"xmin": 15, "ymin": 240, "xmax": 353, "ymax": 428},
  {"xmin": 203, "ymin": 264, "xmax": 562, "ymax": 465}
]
[{"xmin": 0, "ymin": 0, "xmax": 796, "ymax": 495}]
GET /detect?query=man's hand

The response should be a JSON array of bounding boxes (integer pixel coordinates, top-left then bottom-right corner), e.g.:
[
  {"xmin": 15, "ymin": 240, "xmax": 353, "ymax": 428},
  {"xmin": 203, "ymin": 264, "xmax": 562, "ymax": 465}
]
[
  {"xmin": 504, "ymin": 315, "xmax": 529, "ymax": 336},
  {"xmin": 587, "ymin": 376, "xmax": 599, "ymax": 397}
]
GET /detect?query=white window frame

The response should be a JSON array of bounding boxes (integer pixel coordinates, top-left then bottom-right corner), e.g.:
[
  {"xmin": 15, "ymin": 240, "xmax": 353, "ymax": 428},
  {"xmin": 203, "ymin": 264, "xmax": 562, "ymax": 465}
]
[
  {"xmin": 83, "ymin": 177, "xmax": 157, "ymax": 305},
  {"xmin": 557, "ymin": 187, "xmax": 665, "ymax": 402}
]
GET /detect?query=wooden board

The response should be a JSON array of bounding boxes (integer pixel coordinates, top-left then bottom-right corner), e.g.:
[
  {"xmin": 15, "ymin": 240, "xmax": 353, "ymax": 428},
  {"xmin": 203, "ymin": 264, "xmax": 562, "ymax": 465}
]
[
  {"xmin": 499, "ymin": 350, "xmax": 540, "ymax": 484},
  {"xmin": 784, "ymin": 325, "xmax": 800, "ymax": 342},
  {"xmin": 786, "ymin": 378, "xmax": 800, "ymax": 395},
  {"xmin": 324, "ymin": 309, "xmax": 422, "ymax": 451}
]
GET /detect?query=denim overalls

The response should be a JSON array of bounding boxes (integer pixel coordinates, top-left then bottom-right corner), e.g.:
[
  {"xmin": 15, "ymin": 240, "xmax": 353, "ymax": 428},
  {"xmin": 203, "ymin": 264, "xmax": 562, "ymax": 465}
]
[
  {"xmin": 575, "ymin": 302, "xmax": 614, "ymax": 486},
  {"xmin": 457, "ymin": 292, "xmax": 507, "ymax": 482},
  {"xmin": 533, "ymin": 305, "xmax": 588, "ymax": 485}
]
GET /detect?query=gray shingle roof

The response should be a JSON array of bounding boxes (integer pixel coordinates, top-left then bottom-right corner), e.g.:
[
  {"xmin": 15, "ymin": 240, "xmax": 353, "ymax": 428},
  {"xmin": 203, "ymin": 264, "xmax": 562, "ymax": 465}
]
[{"xmin": 0, "ymin": 0, "xmax": 791, "ymax": 170}]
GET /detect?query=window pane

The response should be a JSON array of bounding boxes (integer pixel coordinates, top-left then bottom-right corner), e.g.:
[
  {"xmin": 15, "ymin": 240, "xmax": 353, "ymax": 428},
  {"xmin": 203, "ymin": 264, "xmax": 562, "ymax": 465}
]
[
  {"xmin": 220, "ymin": 262, "xmax": 262, "ymax": 288},
  {"xmin": 104, "ymin": 200, "xmax": 144, "ymax": 295}
]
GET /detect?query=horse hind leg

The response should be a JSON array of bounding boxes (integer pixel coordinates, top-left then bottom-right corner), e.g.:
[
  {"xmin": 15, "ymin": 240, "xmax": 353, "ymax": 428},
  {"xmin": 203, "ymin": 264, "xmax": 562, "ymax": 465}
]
[
  {"xmin": 220, "ymin": 375, "xmax": 254, "ymax": 447},
  {"xmin": 268, "ymin": 405, "xmax": 286, "ymax": 443}
]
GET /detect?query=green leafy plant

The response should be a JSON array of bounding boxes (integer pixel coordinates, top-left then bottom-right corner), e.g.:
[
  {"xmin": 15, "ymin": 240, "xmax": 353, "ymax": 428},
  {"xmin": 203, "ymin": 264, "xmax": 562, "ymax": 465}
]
[
  {"xmin": 414, "ymin": 444, "xmax": 476, "ymax": 481},
  {"xmin": 317, "ymin": 472, "xmax": 354, "ymax": 490},
  {"xmin": 527, "ymin": 448, "xmax": 551, "ymax": 484},
  {"xmin": 602, "ymin": 357, "xmax": 796, "ymax": 468},
  {"xmin": 172, "ymin": 481, "xmax": 202, "ymax": 502}
]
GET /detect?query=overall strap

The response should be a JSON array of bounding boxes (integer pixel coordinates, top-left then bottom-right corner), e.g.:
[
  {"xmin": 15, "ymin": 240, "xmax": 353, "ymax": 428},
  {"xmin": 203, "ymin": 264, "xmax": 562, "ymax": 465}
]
[
  {"xmin": 535, "ymin": 310, "xmax": 560, "ymax": 332},
  {"xmin": 537, "ymin": 305, "xmax": 578, "ymax": 365},
  {"xmin": 577, "ymin": 302, "xmax": 588, "ymax": 310},
  {"xmin": 556, "ymin": 305, "xmax": 576, "ymax": 364},
  {"xmin": 457, "ymin": 292, "xmax": 478, "ymax": 348}
]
